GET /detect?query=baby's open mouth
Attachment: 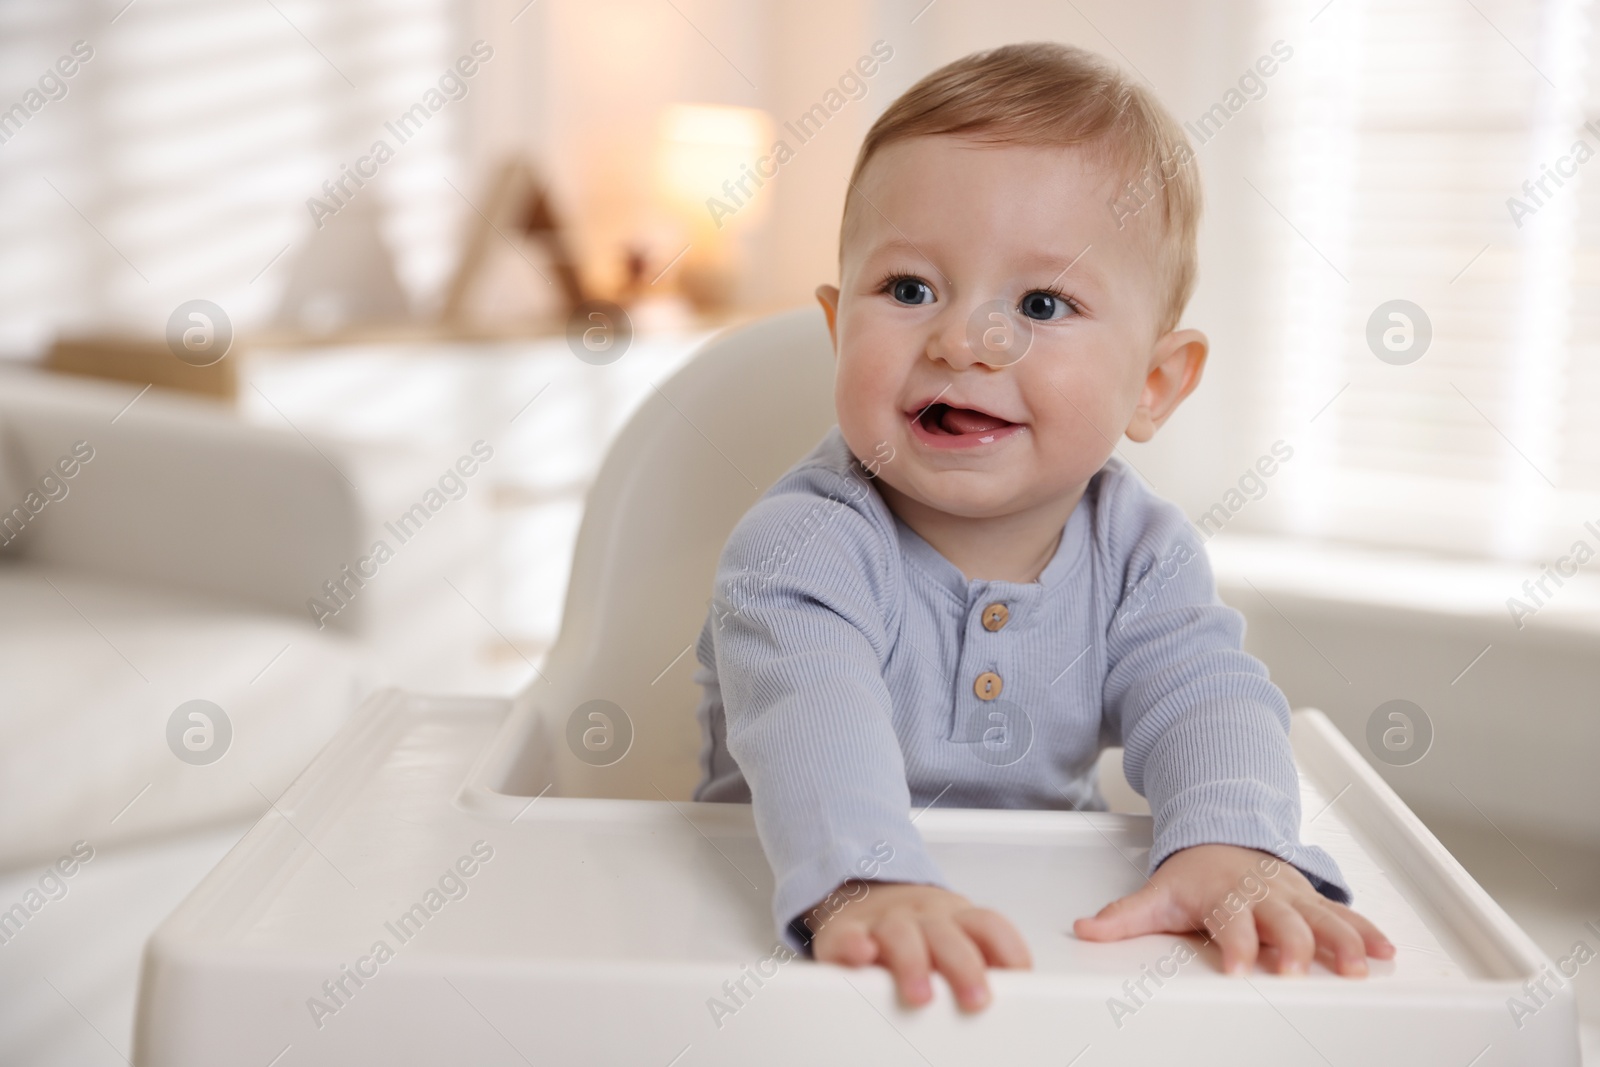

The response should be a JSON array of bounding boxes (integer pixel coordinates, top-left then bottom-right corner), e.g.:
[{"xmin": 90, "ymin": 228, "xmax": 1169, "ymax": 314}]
[{"xmin": 915, "ymin": 402, "xmax": 1017, "ymax": 436}]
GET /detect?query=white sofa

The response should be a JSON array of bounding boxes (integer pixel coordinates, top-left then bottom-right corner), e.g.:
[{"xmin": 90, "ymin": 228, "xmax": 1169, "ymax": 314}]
[{"xmin": 0, "ymin": 368, "xmax": 491, "ymax": 870}]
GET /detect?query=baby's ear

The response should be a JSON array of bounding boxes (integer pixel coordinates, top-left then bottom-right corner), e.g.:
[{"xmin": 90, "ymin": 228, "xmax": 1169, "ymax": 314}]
[
  {"xmin": 1125, "ymin": 328, "xmax": 1207, "ymax": 443},
  {"xmin": 815, "ymin": 284, "xmax": 840, "ymax": 351}
]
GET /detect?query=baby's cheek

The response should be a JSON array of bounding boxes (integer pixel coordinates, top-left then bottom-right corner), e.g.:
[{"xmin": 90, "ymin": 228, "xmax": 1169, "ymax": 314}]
[
  {"xmin": 1041, "ymin": 364, "xmax": 1133, "ymax": 452},
  {"xmin": 1038, "ymin": 401, "xmax": 1117, "ymax": 474},
  {"xmin": 834, "ymin": 365, "xmax": 899, "ymax": 441},
  {"xmin": 833, "ymin": 392, "xmax": 887, "ymax": 462}
]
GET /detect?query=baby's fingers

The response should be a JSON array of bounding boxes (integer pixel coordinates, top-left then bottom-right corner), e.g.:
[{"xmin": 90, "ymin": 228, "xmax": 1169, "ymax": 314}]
[
  {"xmin": 925, "ymin": 916, "xmax": 993, "ymax": 1011},
  {"xmin": 874, "ymin": 912, "xmax": 934, "ymax": 1006},
  {"xmin": 1324, "ymin": 899, "xmax": 1396, "ymax": 960},
  {"xmin": 956, "ymin": 908, "xmax": 1033, "ymax": 970},
  {"xmin": 1253, "ymin": 898, "xmax": 1315, "ymax": 975},
  {"xmin": 1298, "ymin": 902, "xmax": 1369, "ymax": 977},
  {"xmin": 1209, "ymin": 901, "xmax": 1260, "ymax": 975},
  {"xmin": 812, "ymin": 919, "xmax": 878, "ymax": 967},
  {"xmin": 1073, "ymin": 882, "xmax": 1172, "ymax": 942}
]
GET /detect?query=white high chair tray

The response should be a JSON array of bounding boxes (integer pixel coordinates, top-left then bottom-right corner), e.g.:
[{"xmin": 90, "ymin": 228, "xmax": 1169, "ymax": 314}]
[{"xmin": 134, "ymin": 694, "xmax": 1577, "ymax": 1066}]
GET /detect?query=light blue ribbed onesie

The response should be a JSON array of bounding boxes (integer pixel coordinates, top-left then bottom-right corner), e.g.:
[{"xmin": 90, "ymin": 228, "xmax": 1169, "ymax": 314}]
[{"xmin": 692, "ymin": 426, "xmax": 1350, "ymax": 955}]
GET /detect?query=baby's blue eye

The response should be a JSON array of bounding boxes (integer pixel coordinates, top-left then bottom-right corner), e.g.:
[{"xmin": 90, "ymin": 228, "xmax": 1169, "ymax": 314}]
[
  {"xmin": 1020, "ymin": 290, "xmax": 1073, "ymax": 321},
  {"xmin": 889, "ymin": 277, "xmax": 934, "ymax": 305}
]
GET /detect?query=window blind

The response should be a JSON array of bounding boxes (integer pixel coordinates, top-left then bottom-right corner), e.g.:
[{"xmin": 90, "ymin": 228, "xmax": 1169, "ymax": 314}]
[
  {"xmin": 1246, "ymin": 0, "xmax": 1598, "ymax": 564},
  {"xmin": 0, "ymin": 0, "xmax": 466, "ymax": 357}
]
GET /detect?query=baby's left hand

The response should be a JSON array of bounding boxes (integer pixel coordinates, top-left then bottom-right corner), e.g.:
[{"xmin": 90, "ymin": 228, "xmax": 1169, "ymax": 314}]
[{"xmin": 1073, "ymin": 843, "xmax": 1395, "ymax": 977}]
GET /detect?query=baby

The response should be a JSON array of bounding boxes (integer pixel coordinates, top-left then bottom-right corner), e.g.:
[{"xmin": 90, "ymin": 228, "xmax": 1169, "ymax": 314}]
[{"xmin": 690, "ymin": 41, "xmax": 1394, "ymax": 1011}]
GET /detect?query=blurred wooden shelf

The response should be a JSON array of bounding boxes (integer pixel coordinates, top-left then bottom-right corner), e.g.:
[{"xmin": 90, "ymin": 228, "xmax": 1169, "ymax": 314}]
[
  {"xmin": 247, "ymin": 318, "xmax": 568, "ymax": 349},
  {"xmin": 46, "ymin": 335, "xmax": 237, "ymax": 401}
]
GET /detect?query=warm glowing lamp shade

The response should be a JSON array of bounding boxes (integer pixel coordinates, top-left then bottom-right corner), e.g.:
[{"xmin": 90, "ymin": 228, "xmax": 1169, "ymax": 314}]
[{"xmin": 656, "ymin": 103, "xmax": 775, "ymax": 238}]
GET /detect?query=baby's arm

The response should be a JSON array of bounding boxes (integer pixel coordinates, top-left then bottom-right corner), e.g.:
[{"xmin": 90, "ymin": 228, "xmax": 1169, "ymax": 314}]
[
  {"xmin": 1088, "ymin": 484, "xmax": 1392, "ymax": 974},
  {"xmin": 712, "ymin": 480, "xmax": 1029, "ymax": 1006}
]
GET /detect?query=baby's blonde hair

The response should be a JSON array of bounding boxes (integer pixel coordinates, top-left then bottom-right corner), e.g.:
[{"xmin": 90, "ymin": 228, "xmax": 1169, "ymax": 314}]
[{"xmin": 840, "ymin": 41, "xmax": 1201, "ymax": 335}]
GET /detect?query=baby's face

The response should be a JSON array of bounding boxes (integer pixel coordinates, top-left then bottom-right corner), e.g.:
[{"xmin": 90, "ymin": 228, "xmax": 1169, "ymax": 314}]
[{"xmin": 822, "ymin": 135, "xmax": 1192, "ymax": 520}]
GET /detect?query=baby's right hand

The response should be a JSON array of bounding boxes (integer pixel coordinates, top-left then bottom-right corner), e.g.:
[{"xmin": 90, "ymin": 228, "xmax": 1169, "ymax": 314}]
[{"xmin": 801, "ymin": 880, "xmax": 1032, "ymax": 1011}]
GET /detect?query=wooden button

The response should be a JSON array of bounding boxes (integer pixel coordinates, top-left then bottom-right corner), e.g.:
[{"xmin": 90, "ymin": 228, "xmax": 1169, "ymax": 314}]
[
  {"xmin": 981, "ymin": 602, "xmax": 1009, "ymax": 631},
  {"xmin": 973, "ymin": 671, "xmax": 1003, "ymax": 701}
]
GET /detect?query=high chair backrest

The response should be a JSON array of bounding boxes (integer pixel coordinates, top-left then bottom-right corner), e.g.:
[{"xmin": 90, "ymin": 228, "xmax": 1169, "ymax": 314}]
[{"xmin": 502, "ymin": 306, "xmax": 837, "ymax": 800}]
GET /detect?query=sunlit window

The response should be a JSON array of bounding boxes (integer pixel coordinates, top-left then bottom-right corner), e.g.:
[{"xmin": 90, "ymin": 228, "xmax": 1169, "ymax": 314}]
[{"xmin": 1248, "ymin": 0, "xmax": 1599, "ymax": 563}]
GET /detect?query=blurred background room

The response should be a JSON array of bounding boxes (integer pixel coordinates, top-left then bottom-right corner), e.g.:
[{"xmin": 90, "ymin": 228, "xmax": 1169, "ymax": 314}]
[{"xmin": 0, "ymin": 0, "xmax": 1596, "ymax": 1062}]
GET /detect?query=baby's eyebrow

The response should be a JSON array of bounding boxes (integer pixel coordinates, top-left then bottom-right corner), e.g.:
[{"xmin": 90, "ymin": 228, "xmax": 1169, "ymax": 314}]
[
  {"xmin": 859, "ymin": 237, "xmax": 953, "ymax": 285},
  {"xmin": 1015, "ymin": 245, "xmax": 1099, "ymax": 287},
  {"xmin": 861, "ymin": 236, "xmax": 936, "ymax": 265}
]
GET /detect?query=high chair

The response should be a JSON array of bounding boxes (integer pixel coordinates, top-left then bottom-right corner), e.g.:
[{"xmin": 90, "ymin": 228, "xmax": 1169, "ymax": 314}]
[{"xmin": 133, "ymin": 308, "xmax": 1579, "ymax": 1066}]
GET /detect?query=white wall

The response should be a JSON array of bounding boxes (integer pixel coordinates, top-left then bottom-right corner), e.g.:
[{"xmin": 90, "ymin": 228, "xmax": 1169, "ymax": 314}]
[{"xmin": 474, "ymin": 0, "xmax": 1279, "ymax": 523}]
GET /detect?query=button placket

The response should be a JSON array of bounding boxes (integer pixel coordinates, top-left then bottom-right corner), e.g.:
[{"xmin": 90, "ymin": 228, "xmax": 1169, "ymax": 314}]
[{"xmin": 949, "ymin": 590, "xmax": 1018, "ymax": 742}]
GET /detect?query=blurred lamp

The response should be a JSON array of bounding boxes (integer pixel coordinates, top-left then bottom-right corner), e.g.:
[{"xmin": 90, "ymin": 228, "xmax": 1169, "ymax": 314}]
[{"xmin": 656, "ymin": 103, "xmax": 775, "ymax": 235}]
